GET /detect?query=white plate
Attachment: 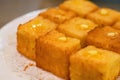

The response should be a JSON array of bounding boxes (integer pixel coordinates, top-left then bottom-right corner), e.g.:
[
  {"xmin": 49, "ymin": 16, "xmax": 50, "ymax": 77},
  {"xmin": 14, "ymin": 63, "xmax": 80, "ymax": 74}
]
[
  {"xmin": 0, "ymin": 9, "xmax": 120, "ymax": 80},
  {"xmin": 0, "ymin": 10, "xmax": 63, "ymax": 80}
]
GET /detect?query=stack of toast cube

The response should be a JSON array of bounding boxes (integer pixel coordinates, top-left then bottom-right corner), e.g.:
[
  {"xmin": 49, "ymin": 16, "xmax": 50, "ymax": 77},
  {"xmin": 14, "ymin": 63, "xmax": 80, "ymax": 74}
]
[{"xmin": 17, "ymin": 0, "xmax": 120, "ymax": 80}]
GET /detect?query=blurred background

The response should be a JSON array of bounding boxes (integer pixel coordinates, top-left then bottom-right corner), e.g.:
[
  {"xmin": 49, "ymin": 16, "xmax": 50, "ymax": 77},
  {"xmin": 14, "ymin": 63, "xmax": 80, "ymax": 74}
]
[
  {"xmin": 0, "ymin": 0, "xmax": 120, "ymax": 29},
  {"xmin": 0, "ymin": 0, "xmax": 64, "ymax": 28}
]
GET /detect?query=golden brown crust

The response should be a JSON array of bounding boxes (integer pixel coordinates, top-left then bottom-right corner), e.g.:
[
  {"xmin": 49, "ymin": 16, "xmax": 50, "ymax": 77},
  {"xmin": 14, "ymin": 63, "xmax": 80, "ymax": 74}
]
[
  {"xmin": 59, "ymin": 0, "xmax": 98, "ymax": 17},
  {"xmin": 36, "ymin": 30, "xmax": 80, "ymax": 80},
  {"xmin": 17, "ymin": 16, "xmax": 57, "ymax": 60},
  {"xmin": 113, "ymin": 20, "xmax": 120, "ymax": 30},
  {"xmin": 39, "ymin": 8, "xmax": 77, "ymax": 24},
  {"xmin": 87, "ymin": 8, "xmax": 120, "ymax": 26},
  {"xmin": 86, "ymin": 26, "xmax": 120, "ymax": 54},
  {"xmin": 58, "ymin": 17, "xmax": 97, "ymax": 47},
  {"xmin": 70, "ymin": 46, "xmax": 120, "ymax": 80}
]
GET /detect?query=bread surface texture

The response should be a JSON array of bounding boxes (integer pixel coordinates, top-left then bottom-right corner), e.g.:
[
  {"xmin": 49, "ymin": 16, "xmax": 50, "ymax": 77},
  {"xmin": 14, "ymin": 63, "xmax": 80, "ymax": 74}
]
[
  {"xmin": 40, "ymin": 8, "xmax": 76, "ymax": 24},
  {"xmin": 87, "ymin": 8, "xmax": 119, "ymax": 26},
  {"xmin": 17, "ymin": 16, "xmax": 57, "ymax": 60},
  {"xmin": 86, "ymin": 26, "xmax": 120, "ymax": 54},
  {"xmin": 59, "ymin": 0, "xmax": 98, "ymax": 17},
  {"xmin": 36, "ymin": 30, "xmax": 80, "ymax": 80},
  {"xmin": 58, "ymin": 17, "xmax": 97, "ymax": 47},
  {"xmin": 70, "ymin": 46, "xmax": 120, "ymax": 80}
]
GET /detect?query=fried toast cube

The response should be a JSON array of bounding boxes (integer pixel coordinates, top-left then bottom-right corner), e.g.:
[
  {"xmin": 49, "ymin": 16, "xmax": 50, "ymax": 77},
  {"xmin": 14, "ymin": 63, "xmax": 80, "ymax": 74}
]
[
  {"xmin": 87, "ymin": 8, "xmax": 119, "ymax": 26},
  {"xmin": 59, "ymin": 0, "xmax": 98, "ymax": 17},
  {"xmin": 86, "ymin": 26, "xmax": 120, "ymax": 54},
  {"xmin": 58, "ymin": 17, "xmax": 97, "ymax": 47},
  {"xmin": 36, "ymin": 30, "xmax": 80, "ymax": 80},
  {"xmin": 39, "ymin": 8, "xmax": 76, "ymax": 24},
  {"xmin": 17, "ymin": 16, "xmax": 57, "ymax": 60},
  {"xmin": 70, "ymin": 46, "xmax": 120, "ymax": 80}
]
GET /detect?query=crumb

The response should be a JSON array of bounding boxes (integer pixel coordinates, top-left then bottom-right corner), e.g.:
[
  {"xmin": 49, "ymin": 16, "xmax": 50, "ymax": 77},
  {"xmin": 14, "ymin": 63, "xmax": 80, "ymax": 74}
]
[
  {"xmin": 24, "ymin": 65, "xmax": 29, "ymax": 71},
  {"xmin": 23, "ymin": 63, "xmax": 35, "ymax": 71},
  {"xmin": 29, "ymin": 63, "xmax": 34, "ymax": 66}
]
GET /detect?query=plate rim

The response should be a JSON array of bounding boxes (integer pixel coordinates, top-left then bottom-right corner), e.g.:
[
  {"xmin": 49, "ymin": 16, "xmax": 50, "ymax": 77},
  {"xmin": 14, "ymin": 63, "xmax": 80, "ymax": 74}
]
[{"xmin": 0, "ymin": 9, "xmax": 46, "ymax": 80}]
